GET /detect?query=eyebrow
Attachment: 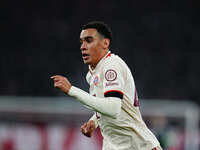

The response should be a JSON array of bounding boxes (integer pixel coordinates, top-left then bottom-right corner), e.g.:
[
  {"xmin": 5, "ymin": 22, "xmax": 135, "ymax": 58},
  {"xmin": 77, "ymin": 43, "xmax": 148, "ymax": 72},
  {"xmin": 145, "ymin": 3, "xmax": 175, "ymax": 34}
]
[{"xmin": 80, "ymin": 36, "xmax": 94, "ymax": 41}]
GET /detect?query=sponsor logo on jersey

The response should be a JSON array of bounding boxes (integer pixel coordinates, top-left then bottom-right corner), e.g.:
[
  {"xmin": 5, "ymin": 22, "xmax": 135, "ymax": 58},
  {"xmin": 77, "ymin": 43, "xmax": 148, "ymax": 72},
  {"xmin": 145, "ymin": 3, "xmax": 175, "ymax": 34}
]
[
  {"xmin": 105, "ymin": 82, "xmax": 119, "ymax": 87},
  {"xmin": 105, "ymin": 69, "xmax": 117, "ymax": 81}
]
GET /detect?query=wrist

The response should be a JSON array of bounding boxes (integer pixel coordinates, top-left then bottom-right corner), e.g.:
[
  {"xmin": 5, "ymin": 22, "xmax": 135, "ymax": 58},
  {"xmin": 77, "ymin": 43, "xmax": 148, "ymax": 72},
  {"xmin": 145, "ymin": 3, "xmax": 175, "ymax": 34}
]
[{"xmin": 67, "ymin": 85, "xmax": 74, "ymax": 95}]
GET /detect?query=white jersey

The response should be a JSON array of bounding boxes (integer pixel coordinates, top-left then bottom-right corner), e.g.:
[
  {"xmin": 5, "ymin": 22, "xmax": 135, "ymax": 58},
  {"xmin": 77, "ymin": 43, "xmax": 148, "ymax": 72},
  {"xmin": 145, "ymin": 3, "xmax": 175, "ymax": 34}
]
[{"xmin": 86, "ymin": 51, "xmax": 161, "ymax": 150}]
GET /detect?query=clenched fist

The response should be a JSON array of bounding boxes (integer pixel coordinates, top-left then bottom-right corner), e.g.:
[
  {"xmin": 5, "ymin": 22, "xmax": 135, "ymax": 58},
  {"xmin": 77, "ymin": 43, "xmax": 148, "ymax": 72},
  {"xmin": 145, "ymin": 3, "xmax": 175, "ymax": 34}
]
[
  {"xmin": 51, "ymin": 75, "xmax": 72, "ymax": 94},
  {"xmin": 80, "ymin": 120, "xmax": 96, "ymax": 137}
]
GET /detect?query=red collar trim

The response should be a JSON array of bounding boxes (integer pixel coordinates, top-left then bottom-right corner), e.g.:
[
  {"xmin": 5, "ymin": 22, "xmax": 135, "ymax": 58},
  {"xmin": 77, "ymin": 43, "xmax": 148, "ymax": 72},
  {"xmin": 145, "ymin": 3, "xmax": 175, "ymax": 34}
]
[
  {"xmin": 105, "ymin": 52, "xmax": 111, "ymax": 58},
  {"xmin": 88, "ymin": 51, "xmax": 111, "ymax": 74}
]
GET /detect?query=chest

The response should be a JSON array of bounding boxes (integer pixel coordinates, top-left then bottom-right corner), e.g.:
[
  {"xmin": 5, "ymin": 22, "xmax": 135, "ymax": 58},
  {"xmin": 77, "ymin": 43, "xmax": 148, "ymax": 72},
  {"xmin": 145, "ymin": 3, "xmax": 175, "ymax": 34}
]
[{"xmin": 88, "ymin": 72, "xmax": 104, "ymax": 97}]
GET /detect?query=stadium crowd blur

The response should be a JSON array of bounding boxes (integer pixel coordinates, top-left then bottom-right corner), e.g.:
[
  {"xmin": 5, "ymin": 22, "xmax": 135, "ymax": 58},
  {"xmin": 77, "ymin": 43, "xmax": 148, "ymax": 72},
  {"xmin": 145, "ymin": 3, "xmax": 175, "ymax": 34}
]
[{"xmin": 1, "ymin": 0, "xmax": 200, "ymax": 104}]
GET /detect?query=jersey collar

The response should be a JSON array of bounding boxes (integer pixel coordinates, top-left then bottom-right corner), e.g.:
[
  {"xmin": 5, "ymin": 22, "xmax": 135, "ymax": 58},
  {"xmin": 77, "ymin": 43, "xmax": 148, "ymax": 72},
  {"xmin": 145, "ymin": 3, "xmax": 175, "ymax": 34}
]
[{"xmin": 89, "ymin": 51, "xmax": 111, "ymax": 74}]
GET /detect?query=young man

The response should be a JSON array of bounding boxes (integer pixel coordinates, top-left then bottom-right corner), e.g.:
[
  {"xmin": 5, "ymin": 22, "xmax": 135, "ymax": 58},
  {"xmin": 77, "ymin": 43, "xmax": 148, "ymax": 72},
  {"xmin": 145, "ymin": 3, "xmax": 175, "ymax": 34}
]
[{"xmin": 51, "ymin": 21, "xmax": 162, "ymax": 150}]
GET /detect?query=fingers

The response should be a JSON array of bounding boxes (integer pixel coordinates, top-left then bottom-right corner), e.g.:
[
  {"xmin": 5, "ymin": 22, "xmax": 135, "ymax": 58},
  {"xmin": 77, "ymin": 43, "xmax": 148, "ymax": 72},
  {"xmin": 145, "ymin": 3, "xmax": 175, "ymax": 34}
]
[
  {"xmin": 80, "ymin": 121, "xmax": 96, "ymax": 137},
  {"xmin": 50, "ymin": 75, "xmax": 68, "ymax": 83},
  {"xmin": 50, "ymin": 75, "xmax": 72, "ymax": 93},
  {"xmin": 54, "ymin": 81, "xmax": 62, "ymax": 88},
  {"xmin": 51, "ymin": 76, "xmax": 60, "ymax": 83},
  {"xmin": 80, "ymin": 123, "xmax": 88, "ymax": 133},
  {"xmin": 50, "ymin": 75, "xmax": 66, "ymax": 86},
  {"xmin": 80, "ymin": 127, "xmax": 86, "ymax": 135},
  {"xmin": 50, "ymin": 75, "xmax": 58, "ymax": 79},
  {"xmin": 50, "ymin": 75, "xmax": 62, "ymax": 80}
]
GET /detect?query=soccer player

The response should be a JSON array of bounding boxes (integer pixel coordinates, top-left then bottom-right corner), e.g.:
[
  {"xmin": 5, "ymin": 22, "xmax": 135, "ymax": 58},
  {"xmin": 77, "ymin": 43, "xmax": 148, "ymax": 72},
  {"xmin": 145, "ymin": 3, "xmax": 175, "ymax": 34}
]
[{"xmin": 51, "ymin": 21, "xmax": 162, "ymax": 150}]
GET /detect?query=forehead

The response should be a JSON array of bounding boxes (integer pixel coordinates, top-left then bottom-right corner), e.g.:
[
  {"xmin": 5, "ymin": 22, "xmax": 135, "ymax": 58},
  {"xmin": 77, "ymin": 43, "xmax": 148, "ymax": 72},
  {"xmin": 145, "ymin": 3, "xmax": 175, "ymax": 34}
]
[{"xmin": 80, "ymin": 28, "xmax": 98, "ymax": 39}]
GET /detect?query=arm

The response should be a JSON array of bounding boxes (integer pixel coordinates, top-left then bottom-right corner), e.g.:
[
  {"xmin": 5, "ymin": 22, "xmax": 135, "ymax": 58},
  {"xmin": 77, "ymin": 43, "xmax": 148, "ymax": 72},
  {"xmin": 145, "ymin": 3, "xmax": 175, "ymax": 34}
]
[
  {"xmin": 68, "ymin": 86, "xmax": 121, "ymax": 119},
  {"xmin": 51, "ymin": 75, "xmax": 121, "ymax": 119}
]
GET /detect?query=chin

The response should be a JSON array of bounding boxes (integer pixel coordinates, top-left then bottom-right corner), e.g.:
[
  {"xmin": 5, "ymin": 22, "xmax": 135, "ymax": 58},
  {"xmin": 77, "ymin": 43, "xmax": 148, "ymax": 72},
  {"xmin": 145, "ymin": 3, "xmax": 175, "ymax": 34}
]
[{"xmin": 83, "ymin": 60, "xmax": 91, "ymax": 65}]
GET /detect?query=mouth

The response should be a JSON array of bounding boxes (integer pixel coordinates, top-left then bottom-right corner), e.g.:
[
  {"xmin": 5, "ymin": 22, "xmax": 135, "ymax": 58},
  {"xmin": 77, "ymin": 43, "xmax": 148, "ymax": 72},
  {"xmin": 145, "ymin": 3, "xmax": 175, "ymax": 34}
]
[{"xmin": 82, "ymin": 53, "xmax": 90, "ymax": 60}]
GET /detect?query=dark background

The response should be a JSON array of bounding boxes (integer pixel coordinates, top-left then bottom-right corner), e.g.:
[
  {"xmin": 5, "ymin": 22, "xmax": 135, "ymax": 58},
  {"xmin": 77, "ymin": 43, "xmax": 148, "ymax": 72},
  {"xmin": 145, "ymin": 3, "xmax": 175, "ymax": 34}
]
[{"xmin": 1, "ymin": 0, "xmax": 200, "ymax": 104}]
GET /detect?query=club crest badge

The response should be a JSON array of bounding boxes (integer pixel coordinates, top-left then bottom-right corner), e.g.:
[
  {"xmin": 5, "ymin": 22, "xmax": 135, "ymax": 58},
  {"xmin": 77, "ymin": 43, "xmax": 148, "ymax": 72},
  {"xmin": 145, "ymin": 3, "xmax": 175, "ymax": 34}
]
[
  {"xmin": 105, "ymin": 69, "xmax": 117, "ymax": 81},
  {"xmin": 93, "ymin": 75, "xmax": 99, "ymax": 86}
]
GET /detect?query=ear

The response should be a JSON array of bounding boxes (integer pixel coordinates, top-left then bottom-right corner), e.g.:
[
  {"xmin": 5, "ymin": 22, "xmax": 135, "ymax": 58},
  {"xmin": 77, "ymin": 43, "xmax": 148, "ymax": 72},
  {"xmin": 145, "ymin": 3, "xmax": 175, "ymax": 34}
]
[{"xmin": 103, "ymin": 38, "xmax": 110, "ymax": 49}]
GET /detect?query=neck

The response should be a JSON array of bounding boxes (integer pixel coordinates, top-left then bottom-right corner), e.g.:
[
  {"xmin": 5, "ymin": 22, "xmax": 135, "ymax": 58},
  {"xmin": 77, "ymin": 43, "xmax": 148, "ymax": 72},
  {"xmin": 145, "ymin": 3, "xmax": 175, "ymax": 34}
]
[
  {"xmin": 90, "ymin": 64, "xmax": 96, "ymax": 70},
  {"xmin": 90, "ymin": 49, "xmax": 109, "ymax": 70}
]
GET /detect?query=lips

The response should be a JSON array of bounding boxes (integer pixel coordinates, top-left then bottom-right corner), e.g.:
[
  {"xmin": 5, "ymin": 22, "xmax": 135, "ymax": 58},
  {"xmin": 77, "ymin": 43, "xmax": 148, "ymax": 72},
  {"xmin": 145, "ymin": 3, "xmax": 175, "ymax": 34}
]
[
  {"xmin": 82, "ymin": 53, "xmax": 89, "ymax": 57},
  {"xmin": 82, "ymin": 53, "xmax": 90, "ymax": 60}
]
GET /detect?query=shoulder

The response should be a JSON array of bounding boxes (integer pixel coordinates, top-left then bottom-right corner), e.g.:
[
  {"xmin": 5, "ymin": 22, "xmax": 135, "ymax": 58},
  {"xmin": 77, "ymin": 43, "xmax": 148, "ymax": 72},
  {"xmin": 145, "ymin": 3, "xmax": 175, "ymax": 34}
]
[
  {"xmin": 101, "ymin": 53, "xmax": 129, "ymax": 80},
  {"xmin": 104, "ymin": 53, "xmax": 128, "ymax": 71}
]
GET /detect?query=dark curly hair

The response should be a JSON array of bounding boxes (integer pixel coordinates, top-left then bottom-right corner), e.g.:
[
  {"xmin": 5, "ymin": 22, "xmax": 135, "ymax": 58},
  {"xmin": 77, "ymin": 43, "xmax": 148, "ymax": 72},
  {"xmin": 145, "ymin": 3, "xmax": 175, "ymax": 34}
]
[{"xmin": 82, "ymin": 21, "xmax": 112, "ymax": 45}]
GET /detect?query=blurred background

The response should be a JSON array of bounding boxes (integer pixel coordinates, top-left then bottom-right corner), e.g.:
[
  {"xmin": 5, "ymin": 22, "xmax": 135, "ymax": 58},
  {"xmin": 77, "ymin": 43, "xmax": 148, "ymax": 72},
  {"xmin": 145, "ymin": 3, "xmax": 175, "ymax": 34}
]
[{"xmin": 1, "ymin": 0, "xmax": 200, "ymax": 150}]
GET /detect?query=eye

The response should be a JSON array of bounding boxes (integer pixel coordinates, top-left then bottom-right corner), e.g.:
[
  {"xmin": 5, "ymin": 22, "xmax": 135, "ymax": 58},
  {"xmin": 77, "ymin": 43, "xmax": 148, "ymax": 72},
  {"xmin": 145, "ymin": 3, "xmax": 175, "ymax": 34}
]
[
  {"xmin": 80, "ymin": 39, "xmax": 83, "ymax": 44},
  {"xmin": 85, "ymin": 37, "xmax": 93, "ymax": 43}
]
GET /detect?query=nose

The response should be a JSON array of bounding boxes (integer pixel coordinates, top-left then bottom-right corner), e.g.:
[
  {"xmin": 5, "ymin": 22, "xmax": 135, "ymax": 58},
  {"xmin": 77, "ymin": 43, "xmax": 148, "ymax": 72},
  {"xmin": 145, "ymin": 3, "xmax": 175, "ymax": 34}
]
[{"xmin": 80, "ymin": 42, "xmax": 87, "ymax": 51}]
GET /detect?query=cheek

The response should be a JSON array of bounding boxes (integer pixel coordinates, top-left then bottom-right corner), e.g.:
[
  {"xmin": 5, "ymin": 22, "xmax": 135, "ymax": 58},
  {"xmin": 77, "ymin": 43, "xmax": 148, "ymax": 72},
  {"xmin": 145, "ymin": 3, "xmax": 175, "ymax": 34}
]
[
  {"xmin": 88, "ymin": 42, "xmax": 97, "ymax": 49},
  {"xmin": 88, "ymin": 43, "xmax": 98, "ymax": 55}
]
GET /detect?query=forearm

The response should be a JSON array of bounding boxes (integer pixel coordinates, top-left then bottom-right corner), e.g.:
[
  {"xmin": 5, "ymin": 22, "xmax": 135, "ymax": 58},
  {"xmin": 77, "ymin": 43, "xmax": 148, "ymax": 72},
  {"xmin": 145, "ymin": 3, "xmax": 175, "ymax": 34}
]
[{"xmin": 68, "ymin": 86, "xmax": 121, "ymax": 119}]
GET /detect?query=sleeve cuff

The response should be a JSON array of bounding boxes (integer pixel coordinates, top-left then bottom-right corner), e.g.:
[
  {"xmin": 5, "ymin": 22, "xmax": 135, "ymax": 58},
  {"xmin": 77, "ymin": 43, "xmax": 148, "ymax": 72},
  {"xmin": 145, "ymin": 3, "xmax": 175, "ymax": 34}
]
[{"xmin": 68, "ymin": 86, "xmax": 77, "ymax": 96}]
